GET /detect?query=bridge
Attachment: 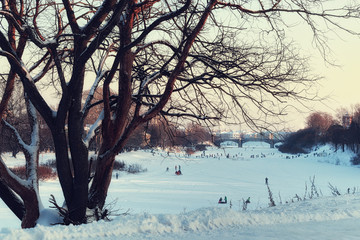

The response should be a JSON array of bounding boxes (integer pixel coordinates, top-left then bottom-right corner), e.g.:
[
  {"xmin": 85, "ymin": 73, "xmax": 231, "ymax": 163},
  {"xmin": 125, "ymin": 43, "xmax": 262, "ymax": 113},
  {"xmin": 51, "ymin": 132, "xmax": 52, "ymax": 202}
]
[{"xmin": 212, "ymin": 135, "xmax": 283, "ymax": 148}]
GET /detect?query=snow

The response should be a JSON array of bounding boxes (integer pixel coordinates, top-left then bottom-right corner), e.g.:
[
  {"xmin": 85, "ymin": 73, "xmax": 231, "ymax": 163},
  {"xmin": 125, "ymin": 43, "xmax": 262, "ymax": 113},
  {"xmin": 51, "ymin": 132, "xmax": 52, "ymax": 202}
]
[
  {"xmin": 1, "ymin": 142, "xmax": 360, "ymax": 239},
  {"xmin": 139, "ymin": 71, "xmax": 160, "ymax": 91},
  {"xmin": 83, "ymin": 111, "xmax": 104, "ymax": 147}
]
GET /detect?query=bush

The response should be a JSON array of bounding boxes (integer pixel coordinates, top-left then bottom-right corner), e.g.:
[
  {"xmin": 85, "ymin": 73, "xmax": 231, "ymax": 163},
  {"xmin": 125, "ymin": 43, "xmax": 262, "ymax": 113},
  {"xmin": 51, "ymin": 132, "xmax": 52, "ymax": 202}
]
[
  {"xmin": 126, "ymin": 163, "xmax": 147, "ymax": 174},
  {"xmin": 10, "ymin": 158, "xmax": 146, "ymax": 181},
  {"xmin": 351, "ymin": 153, "xmax": 360, "ymax": 165},
  {"xmin": 278, "ymin": 128, "xmax": 319, "ymax": 154},
  {"xmin": 10, "ymin": 166, "xmax": 26, "ymax": 179},
  {"xmin": 89, "ymin": 158, "xmax": 145, "ymax": 174},
  {"xmin": 10, "ymin": 165, "xmax": 57, "ymax": 181},
  {"xmin": 42, "ymin": 159, "xmax": 57, "ymax": 169},
  {"xmin": 195, "ymin": 144, "xmax": 207, "ymax": 151},
  {"xmin": 185, "ymin": 147, "xmax": 195, "ymax": 155},
  {"xmin": 88, "ymin": 158, "xmax": 127, "ymax": 173},
  {"xmin": 38, "ymin": 166, "xmax": 57, "ymax": 180},
  {"xmin": 113, "ymin": 160, "xmax": 126, "ymax": 171}
]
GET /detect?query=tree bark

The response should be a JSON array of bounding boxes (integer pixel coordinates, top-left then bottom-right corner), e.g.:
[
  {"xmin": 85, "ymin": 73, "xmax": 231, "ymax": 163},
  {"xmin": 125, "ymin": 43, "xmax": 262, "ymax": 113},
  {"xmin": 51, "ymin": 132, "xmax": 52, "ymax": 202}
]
[
  {"xmin": 0, "ymin": 179, "xmax": 24, "ymax": 221},
  {"xmin": 0, "ymin": 159, "xmax": 40, "ymax": 228},
  {"xmin": 87, "ymin": 3, "xmax": 136, "ymax": 211},
  {"xmin": 67, "ymin": 65, "xmax": 89, "ymax": 224},
  {"xmin": 88, "ymin": 152, "xmax": 116, "ymax": 210},
  {"xmin": 20, "ymin": 187, "xmax": 39, "ymax": 228}
]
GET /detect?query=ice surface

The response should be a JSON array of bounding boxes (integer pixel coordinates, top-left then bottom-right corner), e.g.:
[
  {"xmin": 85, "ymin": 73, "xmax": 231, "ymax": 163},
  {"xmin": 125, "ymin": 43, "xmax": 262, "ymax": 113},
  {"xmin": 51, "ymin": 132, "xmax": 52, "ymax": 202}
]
[{"xmin": 1, "ymin": 142, "xmax": 360, "ymax": 239}]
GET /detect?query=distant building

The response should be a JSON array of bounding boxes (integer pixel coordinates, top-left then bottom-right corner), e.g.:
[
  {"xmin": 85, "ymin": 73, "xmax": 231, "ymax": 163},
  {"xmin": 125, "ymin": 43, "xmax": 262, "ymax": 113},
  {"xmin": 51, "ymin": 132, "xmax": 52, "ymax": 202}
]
[
  {"xmin": 342, "ymin": 113, "xmax": 352, "ymax": 128},
  {"xmin": 232, "ymin": 131, "xmax": 241, "ymax": 139},
  {"xmin": 218, "ymin": 131, "xmax": 233, "ymax": 139}
]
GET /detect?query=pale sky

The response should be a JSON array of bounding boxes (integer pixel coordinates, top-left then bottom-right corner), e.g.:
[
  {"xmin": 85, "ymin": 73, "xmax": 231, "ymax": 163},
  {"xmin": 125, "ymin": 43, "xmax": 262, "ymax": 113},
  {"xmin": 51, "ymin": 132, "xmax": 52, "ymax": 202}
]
[
  {"xmin": 48, "ymin": 27, "xmax": 359, "ymax": 132},
  {"xmin": 212, "ymin": 3, "xmax": 360, "ymax": 132},
  {"xmin": 42, "ymin": 2, "xmax": 360, "ymax": 132},
  {"xmin": 285, "ymin": 25, "xmax": 360, "ymax": 130}
]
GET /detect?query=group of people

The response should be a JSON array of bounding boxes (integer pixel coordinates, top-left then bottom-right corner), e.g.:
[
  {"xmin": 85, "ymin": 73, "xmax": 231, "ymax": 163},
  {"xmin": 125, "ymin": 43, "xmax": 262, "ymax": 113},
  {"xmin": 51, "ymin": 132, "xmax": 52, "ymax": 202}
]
[
  {"xmin": 218, "ymin": 196, "xmax": 227, "ymax": 204},
  {"xmin": 216, "ymin": 178, "xmax": 267, "ymax": 205},
  {"xmin": 166, "ymin": 165, "xmax": 182, "ymax": 175},
  {"xmin": 218, "ymin": 196, "xmax": 250, "ymax": 205},
  {"xmin": 175, "ymin": 165, "xmax": 182, "ymax": 175}
]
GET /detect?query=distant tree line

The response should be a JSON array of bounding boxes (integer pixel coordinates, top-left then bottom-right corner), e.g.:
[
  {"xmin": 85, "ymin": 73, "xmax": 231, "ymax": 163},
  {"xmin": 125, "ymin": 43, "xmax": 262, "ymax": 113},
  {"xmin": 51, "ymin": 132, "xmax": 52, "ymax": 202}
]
[
  {"xmin": 123, "ymin": 119, "xmax": 212, "ymax": 151},
  {"xmin": 0, "ymin": 111, "xmax": 212, "ymax": 155},
  {"xmin": 279, "ymin": 105, "xmax": 360, "ymax": 160}
]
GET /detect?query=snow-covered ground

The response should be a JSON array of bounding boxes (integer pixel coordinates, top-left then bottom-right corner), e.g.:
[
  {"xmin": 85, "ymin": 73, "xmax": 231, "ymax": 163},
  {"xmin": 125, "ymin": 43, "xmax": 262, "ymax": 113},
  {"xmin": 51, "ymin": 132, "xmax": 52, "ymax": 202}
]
[{"xmin": 1, "ymin": 142, "xmax": 360, "ymax": 239}]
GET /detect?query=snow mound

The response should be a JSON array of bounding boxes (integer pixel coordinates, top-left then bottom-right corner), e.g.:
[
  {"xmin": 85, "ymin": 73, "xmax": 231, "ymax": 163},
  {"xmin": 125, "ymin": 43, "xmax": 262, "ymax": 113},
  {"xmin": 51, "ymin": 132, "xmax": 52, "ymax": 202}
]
[
  {"xmin": 311, "ymin": 144, "xmax": 356, "ymax": 166},
  {"xmin": 2, "ymin": 194, "xmax": 360, "ymax": 240}
]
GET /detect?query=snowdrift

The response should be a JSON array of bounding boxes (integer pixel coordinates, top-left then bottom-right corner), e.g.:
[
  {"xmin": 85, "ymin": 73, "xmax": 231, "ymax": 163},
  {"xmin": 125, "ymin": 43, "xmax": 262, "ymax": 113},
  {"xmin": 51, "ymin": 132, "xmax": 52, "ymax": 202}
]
[{"xmin": 2, "ymin": 194, "xmax": 360, "ymax": 240}]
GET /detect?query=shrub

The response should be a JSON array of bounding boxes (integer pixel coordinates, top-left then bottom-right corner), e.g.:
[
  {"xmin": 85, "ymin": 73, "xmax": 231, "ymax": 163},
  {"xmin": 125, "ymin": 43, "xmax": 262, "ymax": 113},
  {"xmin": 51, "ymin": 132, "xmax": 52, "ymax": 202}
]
[
  {"xmin": 328, "ymin": 182, "xmax": 341, "ymax": 196},
  {"xmin": 351, "ymin": 153, "xmax": 360, "ymax": 165},
  {"xmin": 185, "ymin": 147, "xmax": 195, "ymax": 155},
  {"xmin": 266, "ymin": 183, "xmax": 276, "ymax": 207},
  {"xmin": 195, "ymin": 144, "xmax": 207, "ymax": 151},
  {"xmin": 10, "ymin": 166, "xmax": 26, "ymax": 179},
  {"xmin": 126, "ymin": 164, "xmax": 147, "ymax": 174},
  {"xmin": 10, "ymin": 158, "xmax": 146, "ymax": 181},
  {"xmin": 10, "ymin": 165, "xmax": 57, "ymax": 181},
  {"xmin": 91, "ymin": 158, "xmax": 145, "ymax": 174},
  {"xmin": 278, "ymin": 128, "xmax": 319, "ymax": 154},
  {"xmin": 88, "ymin": 158, "xmax": 127, "ymax": 173},
  {"xmin": 113, "ymin": 160, "xmax": 126, "ymax": 171},
  {"xmin": 38, "ymin": 166, "xmax": 57, "ymax": 180},
  {"xmin": 42, "ymin": 159, "xmax": 57, "ymax": 168}
]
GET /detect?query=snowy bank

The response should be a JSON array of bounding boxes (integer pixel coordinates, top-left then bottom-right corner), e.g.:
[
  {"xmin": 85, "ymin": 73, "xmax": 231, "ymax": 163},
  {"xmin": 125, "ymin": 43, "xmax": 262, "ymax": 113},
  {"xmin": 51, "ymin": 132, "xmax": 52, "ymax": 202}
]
[{"xmin": 2, "ymin": 194, "xmax": 360, "ymax": 240}]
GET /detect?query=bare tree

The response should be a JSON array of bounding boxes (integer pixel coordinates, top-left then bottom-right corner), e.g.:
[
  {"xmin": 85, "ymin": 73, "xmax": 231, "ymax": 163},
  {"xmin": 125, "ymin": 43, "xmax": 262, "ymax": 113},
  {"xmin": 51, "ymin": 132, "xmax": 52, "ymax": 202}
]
[
  {"xmin": 353, "ymin": 104, "xmax": 360, "ymax": 124},
  {"xmin": 184, "ymin": 123, "xmax": 212, "ymax": 146},
  {"xmin": 0, "ymin": 0, "xmax": 359, "ymax": 228},
  {"xmin": 306, "ymin": 112, "xmax": 334, "ymax": 133}
]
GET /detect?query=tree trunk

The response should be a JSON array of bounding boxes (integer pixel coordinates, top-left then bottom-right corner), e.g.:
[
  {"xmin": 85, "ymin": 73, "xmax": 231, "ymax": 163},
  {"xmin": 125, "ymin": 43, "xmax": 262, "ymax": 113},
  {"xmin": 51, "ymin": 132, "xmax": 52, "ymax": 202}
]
[
  {"xmin": 52, "ymin": 130, "xmax": 73, "ymax": 206},
  {"xmin": 88, "ymin": 152, "xmax": 116, "ymax": 210},
  {"xmin": 67, "ymin": 62, "xmax": 89, "ymax": 223},
  {"xmin": 21, "ymin": 187, "xmax": 39, "ymax": 228},
  {"xmin": 88, "ymin": 122, "xmax": 139, "ymax": 211},
  {"xmin": 67, "ymin": 143, "xmax": 88, "ymax": 224},
  {"xmin": 0, "ymin": 166, "xmax": 40, "ymax": 228},
  {"xmin": 52, "ymin": 124, "xmax": 89, "ymax": 224},
  {"xmin": 0, "ymin": 179, "xmax": 25, "ymax": 221}
]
